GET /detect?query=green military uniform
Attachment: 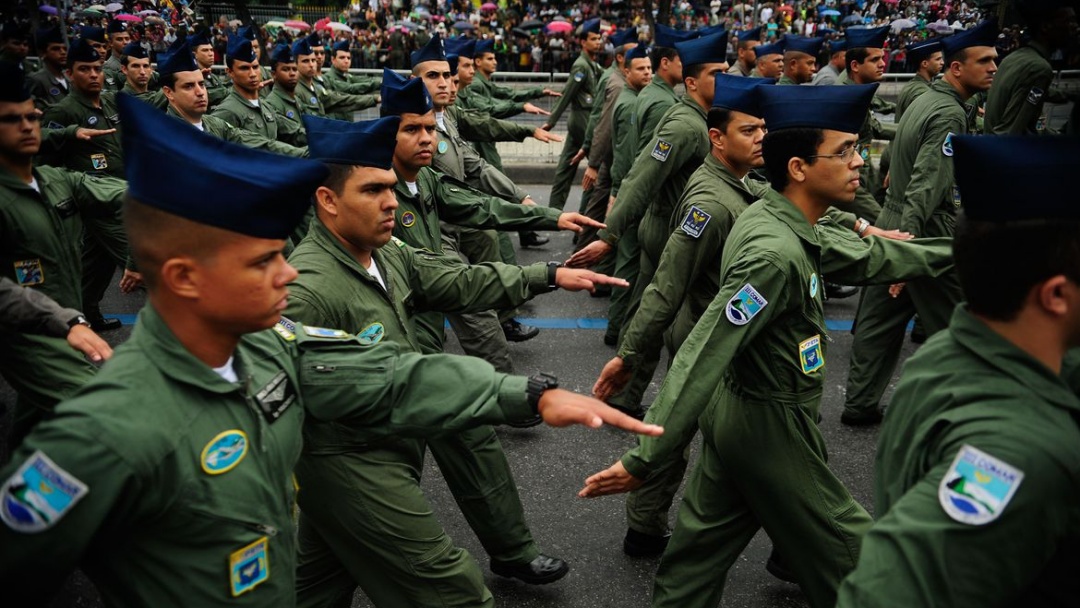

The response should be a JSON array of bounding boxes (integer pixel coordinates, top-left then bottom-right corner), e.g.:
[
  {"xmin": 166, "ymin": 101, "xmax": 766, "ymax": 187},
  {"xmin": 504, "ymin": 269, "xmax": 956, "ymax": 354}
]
[
  {"xmin": 631, "ymin": 74, "xmax": 679, "ymax": 157},
  {"xmin": 463, "ymin": 71, "xmax": 545, "ymax": 171},
  {"xmin": 985, "ymin": 41, "xmax": 1075, "ymax": 135},
  {"xmin": 546, "ymin": 51, "xmax": 602, "ymax": 211},
  {"xmin": 602, "ymin": 81, "xmax": 641, "ymax": 344},
  {"xmin": 776, "ymin": 74, "xmax": 798, "ymax": 86},
  {"xmin": 0, "ymin": 165, "xmax": 125, "ymax": 444},
  {"xmin": 0, "ymin": 276, "xmax": 82, "ymax": 336},
  {"xmin": 25, "ymin": 67, "xmax": 68, "ymax": 110},
  {"xmin": 321, "ymin": 66, "xmax": 380, "ymax": 121},
  {"xmin": 295, "ymin": 77, "xmax": 377, "ymax": 120},
  {"xmin": 617, "ymin": 156, "xmax": 765, "ymax": 535},
  {"xmin": 844, "ymin": 75, "xmax": 895, "ymax": 221},
  {"xmin": 836, "ymin": 305, "xmax": 1080, "ymax": 607},
  {"xmin": 210, "ymin": 88, "xmax": 308, "ymax": 147},
  {"xmin": 894, "ymin": 74, "xmax": 932, "ymax": 123},
  {"xmin": 625, "ymin": 189, "xmax": 954, "ymax": 608},
  {"xmin": 0, "ymin": 305, "xmax": 541, "ymax": 607},
  {"xmin": 101, "ymin": 53, "xmax": 124, "ymax": 91},
  {"xmin": 121, "ymin": 81, "xmax": 168, "ymax": 110},
  {"xmin": 599, "ymin": 95, "xmax": 710, "ymax": 410},
  {"xmin": 201, "ymin": 70, "xmax": 230, "ymax": 110},
  {"xmin": 576, "ymin": 66, "xmax": 627, "ymax": 254},
  {"xmin": 41, "ymin": 89, "xmax": 124, "ymax": 177},
  {"xmin": 810, "ymin": 63, "xmax": 841, "ymax": 85},
  {"xmin": 287, "ymin": 221, "xmax": 553, "ymax": 607},
  {"xmin": 262, "ymin": 87, "xmax": 308, "ymax": 145},
  {"xmin": 164, "ymin": 105, "xmax": 306, "ymax": 157},
  {"xmin": 727, "ymin": 61, "xmax": 753, "ymax": 77},
  {"xmin": 843, "ymin": 78, "xmax": 970, "ymax": 421}
]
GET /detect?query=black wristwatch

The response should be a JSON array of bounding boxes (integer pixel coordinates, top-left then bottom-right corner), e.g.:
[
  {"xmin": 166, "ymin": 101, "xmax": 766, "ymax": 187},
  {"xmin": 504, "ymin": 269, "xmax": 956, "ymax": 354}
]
[
  {"xmin": 546, "ymin": 262, "xmax": 563, "ymax": 289},
  {"xmin": 67, "ymin": 315, "xmax": 90, "ymax": 329},
  {"xmin": 526, "ymin": 372, "xmax": 559, "ymax": 413}
]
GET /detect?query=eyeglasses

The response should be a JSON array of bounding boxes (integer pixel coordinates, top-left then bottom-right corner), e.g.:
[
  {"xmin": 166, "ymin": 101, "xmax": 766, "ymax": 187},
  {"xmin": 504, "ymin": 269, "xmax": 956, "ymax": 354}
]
[
  {"xmin": 0, "ymin": 113, "xmax": 41, "ymax": 125},
  {"xmin": 807, "ymin": 144, "xmax": 857, "ymax": 162}
]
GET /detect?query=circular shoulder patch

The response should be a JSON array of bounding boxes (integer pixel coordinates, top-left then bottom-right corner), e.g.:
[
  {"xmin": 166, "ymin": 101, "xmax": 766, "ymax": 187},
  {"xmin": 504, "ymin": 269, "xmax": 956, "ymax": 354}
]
[
  {"xmin": 401, "ymin": 211, "xmax": 416, "ymax": 227},
  {"xmin": 201, "ymin": 430, "xmax": 249, "ymax": 475},
  {"xmin": 286, "ymin": 110, "xmax": 295, "ymax": 119},
  {"xmin": 809, "ymin": 273, "xmax": 819, "ymax": 299},
  {"xmin": 49, "ymin": 87, "xmax": 60, "ymax": 96},
  {"xmin": 437, "ymin": 140, "xmax": 448, "ymax": 154},
  {"xmin": 87, "ymin": 116, "xmax": 98, "ymax": 126},
  {"xmin": 942, "ymin": 132, "xmax": 955, "ymax": 157}
]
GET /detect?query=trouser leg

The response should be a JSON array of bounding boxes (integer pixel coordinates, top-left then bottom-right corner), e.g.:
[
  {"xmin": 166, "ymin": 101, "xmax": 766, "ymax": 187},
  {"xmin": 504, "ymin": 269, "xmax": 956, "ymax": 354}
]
[
  {"xmin": 442, "ymin": 227, "xmax": 515, "ymax": 373},
  {"xmin": 605, "ymin": 227, "xmax": 640, "ymax": 344},
  {"xmin": 843, "ymin": 284, "xmax": 914, "ymax": 417},
  {"xmin": 574, "ymin": 162, "xmax": 611, "ymax": 253},
  {"xmin": 548, "ymin": 111, "xmax": 586, "ymax": 212}
]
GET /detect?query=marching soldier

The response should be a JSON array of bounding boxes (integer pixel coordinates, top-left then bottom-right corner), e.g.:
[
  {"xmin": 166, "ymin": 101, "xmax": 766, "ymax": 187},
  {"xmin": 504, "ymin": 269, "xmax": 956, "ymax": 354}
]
[
  {"xmin": 26, "ymin": 26, "xmax": 68, "ymax": 110},
  {"xmin": 211, "ymin": 36, "xmax": 306, "ymax": 147},
  {"xmin": 727, "ymin": 27, "xmax": 762, "ymax": 76},
  {"xmin": 895, "ymin": 39, "xmax": 943, "ymax": 122}
]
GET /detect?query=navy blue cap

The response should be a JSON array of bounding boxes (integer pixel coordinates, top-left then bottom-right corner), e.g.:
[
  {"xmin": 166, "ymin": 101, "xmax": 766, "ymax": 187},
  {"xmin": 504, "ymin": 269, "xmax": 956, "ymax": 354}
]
[
  {"xmin": 654, "ymin": 24, "xmax": 699, "ymax": 48},
  {"xmin": 447, "ymin": 53, "xmax": 459, "ymax": 76},
  {"xmin": 80, "ymin": 26, "xmax": 106, "ymax": 43},
  {"xmin": 699, "ymin": 24, "xmax": 727, "ymax": 38},
  {"xmin": 237, "ymin": 25, "xmax": 257, "ymax": 41},
  {"xmin": 625, "ymin": 44, "xmax": 649, "ymax": 63},
  {"xmin": 754, "ymin": 40, "xmax": 784, "ymax": 57},
  {"xmin": 445, "ymin": 37, "xmax": 476, "ymax": 58},
  {"xmin": 186, "ymin": 30, "xmax": 212, "ymax": 49},
  {"xmin": 411, "ymin": 32, "xmax": 446, "ymax": 67},
  {"xmin": 941, "ymin": 20, "xmax": 998, "ymax": 57},
  {"xmin": 332, "ymin": 39, "xmax": 350, "ymax": 54},
  {"xmin": 304, "ymin": 115, "xmax": 401, "ymax": 169},
  {"xmin": 158, "ymin": 43, "xmax": 198, "ymax": 76},
  {"xmin": 712, "ymin": 73, "xmax": 770, "ymax": 116},
  {"xmin": 953, "ymin": 135, "xmax": 1080, "ymax": 222},
  {"xmin": 107, "ymin": 20, "xmax": 127, "ymax": 35},
  {"xmin": 269, "ymin": 43, "xmax": 294, "ymax": 66},
  {"xmin": 305, "ymin": 31, "xmax": 326, "ymax": 50},
  {"xmin": 34, "ymin": 26, "xmax": 64, "ymax": 50},
  {"xmin": 475, "ymin": 37, "xmax": 494, "ymax": 56},
  {"xmin": 1, "ymin": 21, "xmax": 28, "ymax": 42},
  {"xmin": 292, "ymin": 38, "xmax": 314, "ymax": 58},
  {"xmin": 737, "ymin": 26, "xmax": 763, "ymax": 43},
  {"xmin": 68, "ymin": 37, "xmax": 103, "ymax": 64},
  {"xmin": 815, "ymin": 27, "xmax": 837, "ymax": 37},
  {"xmin": 0, "ymin": 61, "xmax": 30, "ymax": 102},
  {"xmin": 380, "ymin": 67, "xmax": 433, "ymax": 115},
  {"xmin": 674, "ymin": 30, "xmax": 729, "ymax": 68},
  {"xmin": 118, "ymin": 93, "xmax": 328, "ymax": 239},
  {"xmin": 845, "ymin": 25, "xmax": 889, "ymax": 49},
  {"xmin": 610, "ymin": 27, "xmax": 637, "ymax": 48},
  {"xmin": 121, "ymin": 42, "xmax": 147, "ymax": 60},
  {"xmin": 828, "ymin": 38, "xmax": 847, "ymax": 54},
  {"xmin": 907, "ymin": 39, "xmax": 942, "ymax": 62},
  {"xmin": 760, "ymin": 83, "xmax": 878, "ymax": 133},
  {"xmin": 227, "ymin": 37, "xmax": 257, "ymax": 62},
  {"xmin": 581, "ymin": 18, "xmax": 602, "ymax": 37},
  {"xmin": 166, "ymin": 34, "xmax": 186, "ymax": 54},
  {"xmin": 783, "ymin": 35, "xmax": 824, "ymax": 56}
]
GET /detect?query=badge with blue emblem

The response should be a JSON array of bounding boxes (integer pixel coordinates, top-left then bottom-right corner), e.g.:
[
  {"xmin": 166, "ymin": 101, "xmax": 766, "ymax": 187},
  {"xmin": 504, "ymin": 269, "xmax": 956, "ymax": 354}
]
[
  {"xmin": 1, "ymin": 451, "xmax": 89, "ymax": 533},
  {"xmin": 651, "ymin": 139, "xmax": 672, "ymax": 162},
  {"xmin": 310, "ymin": 96, "xmax": 318, "ymax": 104},
  {"xmin": 49, "ymin": 87, "xmax": 60, "ymax": 96},
  {"xmin": 573, "ymin": 71, "xmax": 584, "ymax": 82},
  {"xmin": 942, "ymin": 132, "xmax": 955, "ymax": 157},
  {"xmin": 273, "ymin": 316, "xmax": 296, "ymax": 341},
  {"xmin": 437, "ymin": 140, "xmax": 448, "ymax": 154},
  {"xmin": 201, "ymin": 430, "xmax": 249, "ymax": 475},
  {"xmin": 809, "ymin": 273, "xmax": 819, "ymax": 298},
  {"xmin": 357, "ymin": 322, "xmax": 385, "ymax": 346},
  {"xmin": 1026, "ymin": 87, "xmax": 1044, "ymax": 105},
  {"xmin": 679, "ymin": 205, "xmax": 711, "ymax": 238},
  {"xmin": 725, "ymin": 283, "xmax": 768, "ymax": 326},
  {"xmin": 87, "ymin": 115, "xmax": 98, "ymax": 126},
  {"xmin": 798, "ymin": 335, "xmax": 823, "ymax": 374},
  {"xmin": 939, "ymin": 444, "xmax": 1024, "ymax": 526},
  {"xmin": 302, "ymin": 326, "xmax": 351, "ymax": 339},
  {"xmin": 401, "ymin": 211, "xmax": 416, "ymax": 227},
  {"xmin": 14, "ymin": 259, "xmax": 44, "ymax": 286},
  {"xmin": 229, "ymin": 536, "xmax": 270, "ymax": 597},
  {"xmin": 286, "ymin": 110, "xmax": 295, "ymax": 119}
]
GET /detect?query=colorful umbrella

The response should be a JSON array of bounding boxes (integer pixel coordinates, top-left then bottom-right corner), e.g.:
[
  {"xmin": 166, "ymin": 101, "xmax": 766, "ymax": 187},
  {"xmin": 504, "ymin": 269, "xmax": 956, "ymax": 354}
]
[
  {"xmin": 453, "ymin": 21, "xmax": 475, "ymax": 30},
  {"xmin": 88, "ymin": 4, "xmax": 107, "ymax": 10},
  {"xmin": 138, "ymin": 9, "xmax": 159, "ymax": 16},
  {"xmin": 115, "ymin": 14, "xmax": 142, "ymax": 22},
  {"xmin": 39, "ymin": 5, "xmax": 58, "ymax": 15},
  {"xmin": 820, "ymin": 8, "xmax": 841, "ymax": 17},
  {"xmin": 284, "ymin": 20, "xmax": 312, "ymax": 31},
  {"xmin": 481, "ymin": 2, "xmax": 498, "ymax": 11},
  {"xmin": 891, "ymin": 18, "xmax": 916, "ymax": 32},
  {"xmin": 319, "ymin": 22, "xmax": 353, "ymax": 33},
  {"xmin": 519, "ymin": 19, "xmax": 543, "ymax": 29},
  {"xmin": 545, "ymin": 21, "xmax": 572, "ymax": 33},
  {"xmin": 104, "ymin": 3, "xmax": 123, "ymax": 13}
]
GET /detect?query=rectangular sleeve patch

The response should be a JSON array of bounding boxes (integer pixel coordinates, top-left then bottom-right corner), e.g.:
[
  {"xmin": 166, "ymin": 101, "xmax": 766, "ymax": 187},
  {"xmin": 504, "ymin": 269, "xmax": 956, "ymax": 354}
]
[{"xmin": 679, "ymin": 206, "xmax": 712, "ymax": 238}]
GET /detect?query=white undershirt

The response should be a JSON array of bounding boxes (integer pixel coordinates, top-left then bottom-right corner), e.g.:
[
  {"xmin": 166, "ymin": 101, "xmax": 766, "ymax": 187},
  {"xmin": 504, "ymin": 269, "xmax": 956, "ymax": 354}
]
[
  {"xmin": 192, "ymin": 121, "xmax": 205, "ymax": 131},
  {"xmin": 365, "ymin": 258, "xmax": 387, "ymax": 290},
  {"xmin": 250, "ymin": 98, "xmax": 260, "ymax": 107},
  {"xmin": 434, "ymin": 110, "xmax": 446, "ymax": 131},
  {"xmin": 406, "ymin": 181, "xmax": 419, "ymax": 196},
  {"xmin": 213, "ymin": 356, "xmax": 239, "ymax": 383},
  {"xmin": 27, "ymin": 177, "xmax": 40, "ymax": 193}
]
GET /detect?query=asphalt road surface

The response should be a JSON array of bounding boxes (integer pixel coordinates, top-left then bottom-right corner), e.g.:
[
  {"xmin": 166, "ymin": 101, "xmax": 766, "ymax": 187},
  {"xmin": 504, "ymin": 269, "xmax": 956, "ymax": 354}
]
[{"xmin": 3, "ymin": 184, "xmax": 920, "ymax": 608}]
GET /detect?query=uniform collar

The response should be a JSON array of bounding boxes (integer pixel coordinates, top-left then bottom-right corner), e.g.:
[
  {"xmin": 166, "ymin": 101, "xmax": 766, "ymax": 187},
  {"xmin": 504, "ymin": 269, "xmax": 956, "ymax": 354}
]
[
  {"xmin": 227, "ymin": 88, "xmax": 259, "ymax": 108},
  {"xmin": 759, "ymin": 188, "xmax": 820, "ymax": 248},
  {"xmin": 931, "ymin": 77, "xmax": 969, "ymax": 106},
  {"xmin": 270, "ymin": 86, "xmax": 300, "ymax": 105},
  {"xmin": 307, "ymin": 216, "xmax": 380, "ymax": 282},
  {"xmin": 0, "ymin": 165, "xmax": 43, "ymax": 192},
  {"xmin": 949, "ymin": 305, "xmax": 1080, "ymax": 414},
  {"xmin": 650, "ymin": 73, "xmax": 675, "ymax": 94},
  {"xmin": 134, "ymin": 304, "xmax": 246, "ymax": 394},
  {"xmin": 678, "ymin": 93, "xmax": 707, "ymax": 119},
  {"xmin": 702, "ymin": 154, "xmax": 755, "ymax": 198},
  {"xmin": 70, "ymin": 88, "xmax": 104, "ymax": 110}
]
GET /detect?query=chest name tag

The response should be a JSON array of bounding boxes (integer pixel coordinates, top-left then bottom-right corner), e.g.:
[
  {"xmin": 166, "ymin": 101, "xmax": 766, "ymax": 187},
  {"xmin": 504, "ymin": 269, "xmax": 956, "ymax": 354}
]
[
  {"xmin": 651, "ymin": 139, "xmax": 673, "ymax": 162},
  {"xmin": 1, "ymin": 450, "xmax": 89, "ymax": 533},
  {"xmin": 679, "ymin": 205, "xmax": 712, "ymax": 238},
  {"xmin": 939, "ymin": 444, "xmax": 1024, "ymax": 526},
  {"xmin": 725, "ymin": 283, "xmax": 768, "ymax": 326},
  {"xmin": 302, "ymin": 325, "xmax": 351, "ymax": 339},
  {"xmin": 14, "ymin": 259, "xmax": 44, "ymax": 286},
  {"xmin": 798, "ymin": 335, "xmax": 824, "ymax": 375},
  {"xmin": 229, "ymin": 536, "xmax": 270, "ymax": 597},
  {"xmin": 255, "ymin": 371, "xmax": 296, "ymax": 423}
]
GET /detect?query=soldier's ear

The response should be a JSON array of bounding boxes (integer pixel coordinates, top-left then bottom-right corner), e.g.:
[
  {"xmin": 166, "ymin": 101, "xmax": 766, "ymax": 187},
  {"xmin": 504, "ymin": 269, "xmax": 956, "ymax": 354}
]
[{"xmin": 314, "ymin": 186, "xmax": 339, "ymax": 217}]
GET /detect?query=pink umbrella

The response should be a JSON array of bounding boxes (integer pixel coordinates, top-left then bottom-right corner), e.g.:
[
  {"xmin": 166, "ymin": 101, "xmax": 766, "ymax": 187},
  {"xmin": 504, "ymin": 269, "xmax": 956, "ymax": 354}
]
[
  {"xmin": 115, "ymin": 14, "xmax": 142, "ymax": 22},
  {"xmin": 545, "ymin": 21, "xmax": 572, "ymax": 33},
  {"xmin": 481, "ymin": 2, "xmax": 498, "ymax": 10},
  {"xmin": 284, "ymin": 20, "xmax": 311, "ymax": 30}
]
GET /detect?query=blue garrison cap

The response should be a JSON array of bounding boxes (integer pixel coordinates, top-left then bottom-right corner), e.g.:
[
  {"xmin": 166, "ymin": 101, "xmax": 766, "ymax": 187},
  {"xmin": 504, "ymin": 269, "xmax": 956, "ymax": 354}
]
[
  {"xmin": 828, "ymin": 38, "xmax": 847, "ymax": 54},
  {"xmin": 270, "ymin": 43, "xmax": 294, "ymax": 66},
  {"xmin": 446, "ymin": 37, "xmax": 476, "ymax": 58},
  {"xmin": 121, "ymin": 42, "xmax": 148, "ymax": 60},
  {"xmin": 845, "ymin": 25, "xmax": 889, "ymax": 49},
  {"xmin": 68, "ymin": 37, "xmax": 102, "ymax": 64},
  {"xmin": 784, "ymin": 35, "xmax": 824, "ymax": 56},
  {"xmin": 304, "ymin": 115, "xmax": 401, "ymax": 169},
  {"xmin": 625, "ymin": 44, "xmax": 649, "ymax": 63},
  {"xmin": 754, "ymin": 40, "xmax": 784, "ymax": 57},
  {"xmin": 186, "ymin": 30, "xmax": 212, "ymax": 49},
  {"xmin": 158, "ymin": 43, "xmax": 199, "ymax": 76},
  {"xmin": 411, "ymin": 32, "xmax": 446, "ymax": 67},
  {"xmin": 332, "ymin": 39, "xmax": 350, "ymax": 54},
  {"xmin": 167, "ymin": 34, "xmax": 186, "ymax": 54},
  {"xmin": 80, "ymin": 26, "xmax": 106, "ymax": 43},
  {"xmin": 474, "ymin": 37, "xmax": 495, "ymax": 56},
  {"xmin": 292, "ymin": 38, "xmax": 314, "ymax": 58},
  {"xmin": 237, "ymin": 25, "xmax": 257, "ymax": 41},
  {"xmin": 118, "ymin": 94, "xmax": 328, "ymax": 239},
  {"xmin": 107, "ymin": 20, "xmax": 127, "ymax": 35},
  {"xmin": 953, "ymin": 135, "xmax": 1080, "ymax": 222},
  {"xmin": 380, "ymin": 67, "xmax": 433, "ymax": 115},
  {"xmin": 305, "ymin": 31, "xmax": 326, "ymax": 50},
  {"xmin": 712, "ymin": 73, "xmax": 770, "ymax": 116},
  {"xmin": 699, "ymin": 24, "xmax": 727, "ymax": 38},
  {"xmin": 654, "ymin": 24, "xmax": 699, "ymax": 48},
  {"xmin": 759, "ymin": 83, "xmax": 878, "ymax": 133},
  {"xmin": 580, "ymin": 18, "xmax": 602, "ymax": 37},
  {"xmin": 0, "ymin": 61, "xmax": 30, "ymax": 102},
  {"xmin": 941, "ymin": 20, "xmax": 998, "ymax": 57},
  {"xmin": 35, "ymin": 26, "xmax": 64, "ymax": 51},
  {"xmin": 675, "ymin": 30, "xmax": 729, "ymax": 67},
  {"xmin": 815, "ymin": 27, "xmax": 836, "ymax": 37},
  {"xmin": 447, "ymin": 53, "xmax": 459, "ymax": 76},
  {"xmin": 907, "ymin": 39, "xmax": 942, "ymax": 62},
  {"xmin": 737, "ymin": 26, "xmax": 763, "ymax": 43},
  {"xmin": 610, "ymin": 27, "xmax": 637, "ymax": 48},
  {"xmin": 227, "ymin": 37, "xmax": 257, "ymax": 62}
]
